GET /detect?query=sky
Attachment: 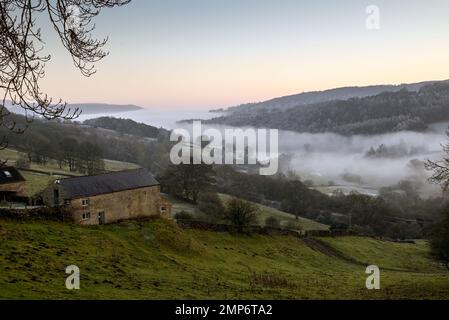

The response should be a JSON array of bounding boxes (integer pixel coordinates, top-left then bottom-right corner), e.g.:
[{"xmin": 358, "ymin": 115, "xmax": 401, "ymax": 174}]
[{"xmin": 39, "ymin": 0, "xmax": 449, "ymax": 110}]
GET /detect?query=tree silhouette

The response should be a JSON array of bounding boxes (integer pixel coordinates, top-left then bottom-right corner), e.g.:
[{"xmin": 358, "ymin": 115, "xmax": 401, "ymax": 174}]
[
  {"xmin": 426, "ymin": 131, "xmax": 449, "ymax": 191},
  {"xmin": 0, "ymin": 0, "xmax": 130, "ymax": 140}
]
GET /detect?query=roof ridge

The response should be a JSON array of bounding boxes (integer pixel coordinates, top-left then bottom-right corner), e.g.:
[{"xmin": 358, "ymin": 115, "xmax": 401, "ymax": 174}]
[
  {"xmin": 60, "ymin": 167, "xmax": 146, "ymax": 181},
  {"xmin": 57, "ymin": 168, "xmax": 159, "ymax": 199},
  {"xmin": 0, "ymin": 166, "xmax": 26, "ymax": 184}
]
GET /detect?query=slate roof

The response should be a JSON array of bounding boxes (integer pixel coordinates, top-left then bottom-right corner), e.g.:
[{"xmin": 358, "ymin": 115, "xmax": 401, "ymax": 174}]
[
  {"xmin": 57, "ymin": 168, "xmax": 159, "ymax": 199},
  {"xmin": 0, "ymin": 166, "xmax": 25, "ymax": 185}
]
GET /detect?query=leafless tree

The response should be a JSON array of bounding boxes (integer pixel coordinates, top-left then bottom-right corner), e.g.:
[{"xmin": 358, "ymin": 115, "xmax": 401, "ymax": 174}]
[
  {"xmin": 0, "ymin": 0, "xmax": 130, "ymax": 138},
  {"xmin": 425, "ymin": 130, "xmax": 449, "ymax": 191}
]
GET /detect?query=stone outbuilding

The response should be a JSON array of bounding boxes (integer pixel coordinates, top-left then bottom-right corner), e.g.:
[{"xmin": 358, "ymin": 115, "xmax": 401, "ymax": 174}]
[{"xmin": 40, "ymin": 168, "xmax": 171, "ymax": 225}]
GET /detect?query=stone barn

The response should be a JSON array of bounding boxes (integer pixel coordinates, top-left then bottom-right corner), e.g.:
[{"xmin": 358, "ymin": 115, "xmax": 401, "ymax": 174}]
[
  {"xmin": 40, "ymin": 168, "xmax": 171, "ymax": 225},
  {"xmin": 0, "ymin": 167, "xmax": 27, "ymax": 203}
]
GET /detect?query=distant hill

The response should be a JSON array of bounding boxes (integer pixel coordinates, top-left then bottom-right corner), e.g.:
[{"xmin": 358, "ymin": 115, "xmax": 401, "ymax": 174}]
[
  {"xmin": 3, "ymin": 101, "xmax": 143, "ymax": 115},
  {"xmin": 216, "ymin": 80, "xmax": 448, "ymax": 114},
  {"xmin": 206, "ymin": 82, "xmax": 449, "ymax": 135},
  {"xmin": 84, "ymin": 116, "xmax": 162, "ymax": 139},
  {"xmin": 68, "ymin": 103, "xmax": 143, "ymax": 114}
]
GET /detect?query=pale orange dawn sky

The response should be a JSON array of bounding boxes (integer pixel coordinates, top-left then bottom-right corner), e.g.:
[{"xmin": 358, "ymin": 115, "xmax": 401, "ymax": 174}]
[{"xmin": 37, "ymin": 0, "xmax": 449, "ymax": 110}]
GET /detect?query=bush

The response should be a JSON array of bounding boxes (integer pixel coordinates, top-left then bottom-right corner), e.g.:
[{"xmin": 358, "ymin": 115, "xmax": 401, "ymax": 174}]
[
  {"xmin": 174, "ymin": 211, "xmax": 193, "ymax": 221},
  {"xmin": 265, "ymin": 216, "xmax": 280, "ymax": 229},
  {"xmin": 224, "ymin": 198, "xmax": 258, "ymax": 230},
  {"xmin": 348, "ymin": 224, "xmax": 373, "ymax": 236},
  {"xmin": 198, "ymin": 192, "xmax": 225, "ymax": 222},
  {"xmin": 330, "ymin": 222, "xmax": 349, "ymax": 232}
]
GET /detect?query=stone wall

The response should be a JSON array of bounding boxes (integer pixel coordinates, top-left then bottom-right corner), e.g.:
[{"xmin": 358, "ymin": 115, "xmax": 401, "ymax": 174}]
[
  {"xmin": 176, "ymin": 219, "xmax": 303, "ymax": 237},
  {"xmin": 0, "ymin": 206, "xmax": 70, "ymax": 221},
  {"xmin": 175, "ymin": 220, "xmax": 361, "ymax": 238}
]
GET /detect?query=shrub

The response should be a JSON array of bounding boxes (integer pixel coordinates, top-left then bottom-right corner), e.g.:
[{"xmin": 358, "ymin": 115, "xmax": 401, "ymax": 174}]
[
  {"xmin": 330, "ymin": 222, "xmax": 349, "ymax": 232},
  {"xmin": 430, "ymin": 206, "xmax": 449, "ymax": 269},
  {"xmin": 174, "ymin": 211, "xmax": 193, "ymax": 221},
  {"xmin": 224, "ymin": 198, "xmax": 258, "ymax": 230},
  {"xmin": 265, "ymin": 216, "xmax": 280, "ymax": 229}
]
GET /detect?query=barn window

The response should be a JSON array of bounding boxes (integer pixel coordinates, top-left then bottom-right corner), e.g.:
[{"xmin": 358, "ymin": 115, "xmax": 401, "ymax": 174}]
[
  {"xmin": 82, "ymin": 212, "xmax": 91, "ymax": 220},
  {"xmin": 160, "ymin": 206, "xmax": 167, "ymax": 213},
  {"xmin": 81, "ymin": 199, "xmax": 90, "ymax": 206}
]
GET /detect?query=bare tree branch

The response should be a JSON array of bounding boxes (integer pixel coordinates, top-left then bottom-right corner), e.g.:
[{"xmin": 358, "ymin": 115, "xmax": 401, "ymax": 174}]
[
  {"xmin": 426, "ymin": 130, "xmax": 449, "ymax": 191},
  {"xmin": 0, "ymin": 0, "xmax": 130, "ymax": 144}
]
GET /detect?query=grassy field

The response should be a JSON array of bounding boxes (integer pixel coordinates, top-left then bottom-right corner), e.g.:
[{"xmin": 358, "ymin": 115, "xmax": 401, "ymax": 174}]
[
  {"xmin": 0, "ymin": 147, "xmax": 139, "ymax": 174},
  {"xmin": 319, "ymin": 237, "xmax": 443, "ymax": 273},
  {"xmin": 0, "ymin": 148, "xmax": 140, "ymax": 197},
  {"xmin": 0, "ymin": 218, "xmax": 448, "ymax": 300}
]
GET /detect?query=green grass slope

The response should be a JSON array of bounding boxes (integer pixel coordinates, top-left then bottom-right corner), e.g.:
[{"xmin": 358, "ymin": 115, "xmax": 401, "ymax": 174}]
[
  {"xmin": 1, "ymin": 218, "xmax": 448, "ymax": 300},
  {"xmin": 319, "ymin": 237, "xmax": 443, "ymax": 273},
  {"xmin": 218, "ymin": 194, "xmax": 329, "ymax": 231},
  {"xmin": 167, "ymin": 194, "xmax": 328, "ymax": 232}
]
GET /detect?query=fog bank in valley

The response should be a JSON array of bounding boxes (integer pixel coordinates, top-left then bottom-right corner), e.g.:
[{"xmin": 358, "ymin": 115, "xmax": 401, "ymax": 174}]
[
  {"xmin": 174, "ymin": 119, "xmax": 448, "ymax": 197},
  {"xmin": 278, "ymin": 122, "xmax": 448, "ymax": 196}
]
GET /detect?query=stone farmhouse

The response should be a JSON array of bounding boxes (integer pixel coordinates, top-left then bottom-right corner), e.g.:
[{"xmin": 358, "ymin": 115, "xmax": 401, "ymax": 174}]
[{"xmin": 40, "ymin": 168, "xmax": 171, "ymax": 225}]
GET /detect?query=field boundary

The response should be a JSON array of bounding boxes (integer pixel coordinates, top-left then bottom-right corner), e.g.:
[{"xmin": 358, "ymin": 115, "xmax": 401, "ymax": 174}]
[{"xmin": 18, "ymin": 167, "xmax": 78, "ymax": 177}]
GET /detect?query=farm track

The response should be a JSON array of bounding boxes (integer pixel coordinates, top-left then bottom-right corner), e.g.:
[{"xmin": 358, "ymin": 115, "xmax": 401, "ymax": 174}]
[
  {"xmin": 303, "ymin": 238, "xmax": 364, "ymax": 266},
  {"xmin": 303, "ymin": 238, "xmax": 446, "ymax": 274}
]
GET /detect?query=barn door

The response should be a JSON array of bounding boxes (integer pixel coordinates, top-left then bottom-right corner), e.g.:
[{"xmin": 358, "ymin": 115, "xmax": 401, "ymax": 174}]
[
  {"xmin": 53, "ymin": 189, "xmax": 59, "ymax": 206},
  {"xmin": 98, "ymin": 211, "xmax": 106, "ymax": 225}
]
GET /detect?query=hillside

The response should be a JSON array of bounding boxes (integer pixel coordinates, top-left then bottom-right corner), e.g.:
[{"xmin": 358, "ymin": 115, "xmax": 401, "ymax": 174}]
[
  {"xmin": 206, "ymin": 82, "xmax": 449, "ymax": 135},
  {"xmin": 0, "ymin": 218, "xmax": 448, "ymax": 299},
  {"xmin": 216, "ymin": 80, "xmax": 446, "ymax": 114},
  {"xmin": 69, "ymin": 103, "xmax": 143, "ymax": 115},
  {"xmin": 217, "ymin": 194, "xmax": 329, "ymax": 231},
  {"xmin": 5, "ymin": 102, "xmax": 143, "ymax": 115},
  {"xmin": 166, "ymin": 193, "xmax": 329, "ymax": 232},
  {"xmin": 84, "ymin": 117, "xmax": 162, "ymax": 139},
  {"xmin": 0, "ymin": 112, "xmax": 168, "ymax": 176}
]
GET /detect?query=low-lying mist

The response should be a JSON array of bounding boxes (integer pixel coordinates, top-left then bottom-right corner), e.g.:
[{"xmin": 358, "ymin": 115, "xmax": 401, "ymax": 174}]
[
  {"xmin": 186, "ymin": 121, "xmax": 449, "ymax": 197},
  {"xmin": 278, "ymin": 122, "xmax": 448, "ymax": 197}
]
